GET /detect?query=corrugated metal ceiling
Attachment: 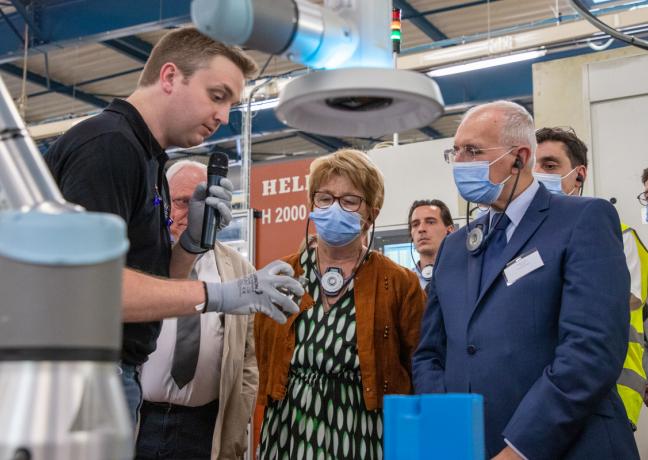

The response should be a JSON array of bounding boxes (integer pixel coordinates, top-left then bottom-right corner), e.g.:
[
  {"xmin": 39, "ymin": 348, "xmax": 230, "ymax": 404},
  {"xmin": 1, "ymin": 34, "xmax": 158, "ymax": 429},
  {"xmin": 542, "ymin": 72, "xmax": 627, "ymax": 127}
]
[{"xmin": 0, "ymin": 0, "xmax": 643, "ymax": 160}]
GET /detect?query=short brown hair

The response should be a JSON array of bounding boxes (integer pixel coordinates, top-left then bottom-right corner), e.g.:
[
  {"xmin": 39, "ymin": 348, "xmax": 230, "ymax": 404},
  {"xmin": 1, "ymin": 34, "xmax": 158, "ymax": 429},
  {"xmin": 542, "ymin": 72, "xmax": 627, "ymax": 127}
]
[
  {"xmin": 536, "ymin": 127, "xmax": 588, "ymax": 168},
  {"xmin": 642, "ymin": 168, "xmax": 648, "ymax": 185},
  {"xmin": 138, "ymin": 27, "xmax": 258, "ymax": 87},
  {"xmin": 407, "ymin": 199, "xmax": 454, "ymax": 232},
  {"xmin": 308, "ymin": 149, "xmax": 385, "ymax": 216}
]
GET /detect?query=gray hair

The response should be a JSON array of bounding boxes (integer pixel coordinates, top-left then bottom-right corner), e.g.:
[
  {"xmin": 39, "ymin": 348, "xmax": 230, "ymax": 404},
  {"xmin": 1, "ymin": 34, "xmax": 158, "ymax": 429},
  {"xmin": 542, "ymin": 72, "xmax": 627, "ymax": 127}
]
[
  {"xmin": 463, "ymin": 100, "xmax": 537, "ymax": 166},
  {"xmin": 165, "ymin": 159, "xmax": 207, "ymax": 180}
]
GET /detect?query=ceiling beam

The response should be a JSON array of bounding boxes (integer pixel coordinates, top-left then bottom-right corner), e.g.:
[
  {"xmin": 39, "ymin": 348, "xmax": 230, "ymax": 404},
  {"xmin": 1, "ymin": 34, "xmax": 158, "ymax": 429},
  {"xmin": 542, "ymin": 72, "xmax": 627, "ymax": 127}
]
[
  {"xmin": 252, "ymin": 133, "xmax": 297, "ymax": 146},
  {"xmin": 103, "ymin": 36, "xmax": 152, "ymax": 63},
  {"xmin": 296, "ymin": 132, "xmax": 349, "ymax": 152},
  {"xmin": 418, "ymin": 126, "xmax": 442, "ymax": 138},
  {"xmin": 0, "ymin": 63, "xmax": 108, "ymax": 108},
  {"xmin": 399, "ymin": 1, "xmax": 648, "ymax": 67},
  {"xmin": 9, "ymin": 0, "xmax": 43, "ymax": 39},
  {"xmin": 0, "ymin": 0, "xmax": 191, "ymax": 64},
  {"xmin": 394, "ymin": 0, "xmax": 447, "ymax": 41},
  {"xmin": 0, "ymin": 7, "xmax": 25, "ymax": 44},
  {"xmin": 28, "ymin": 67, "xmax": 143, "ymax": 98},
  {"xmin": 405, "ymin": 0, "xmax": 503, "ymax": 20}
]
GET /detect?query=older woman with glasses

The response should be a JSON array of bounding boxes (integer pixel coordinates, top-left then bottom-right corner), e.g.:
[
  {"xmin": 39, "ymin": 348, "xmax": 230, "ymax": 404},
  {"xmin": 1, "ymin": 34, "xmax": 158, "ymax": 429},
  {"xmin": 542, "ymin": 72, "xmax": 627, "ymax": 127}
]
[{"xmin": 255, "ymin": 148, "xmax": 425, "ymax": 459}]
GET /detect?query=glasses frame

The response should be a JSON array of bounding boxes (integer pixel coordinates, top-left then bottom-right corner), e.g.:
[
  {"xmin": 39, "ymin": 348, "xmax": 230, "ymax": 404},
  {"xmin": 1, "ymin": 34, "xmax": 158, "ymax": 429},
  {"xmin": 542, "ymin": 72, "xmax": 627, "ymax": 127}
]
[
  {"xmin": 443, "ymin": 145, "xmax": 517, "ymax": 164},
  {"xmin": 637, "ymin": 192, "xmax": 648, "ymax": 206},
  {"xmin": 313, "ymin": 191, "xmax": 365, "ymax": 212}
]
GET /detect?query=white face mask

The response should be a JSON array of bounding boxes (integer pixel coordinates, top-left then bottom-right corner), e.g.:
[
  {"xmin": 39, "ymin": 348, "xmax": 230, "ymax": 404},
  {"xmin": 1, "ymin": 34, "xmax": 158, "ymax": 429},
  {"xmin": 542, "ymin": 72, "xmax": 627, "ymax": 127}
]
[{"xmin": 642, "ymin": 206, "xmax": 648, "ymax": 225}]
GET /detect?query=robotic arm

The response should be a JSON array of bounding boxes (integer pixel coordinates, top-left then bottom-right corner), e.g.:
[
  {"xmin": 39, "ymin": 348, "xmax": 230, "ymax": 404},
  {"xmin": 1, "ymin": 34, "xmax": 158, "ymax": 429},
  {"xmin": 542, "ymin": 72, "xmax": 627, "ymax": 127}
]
[{"xmin": 192, "ymin": 0, "xmax": 444, "ymax": 137}]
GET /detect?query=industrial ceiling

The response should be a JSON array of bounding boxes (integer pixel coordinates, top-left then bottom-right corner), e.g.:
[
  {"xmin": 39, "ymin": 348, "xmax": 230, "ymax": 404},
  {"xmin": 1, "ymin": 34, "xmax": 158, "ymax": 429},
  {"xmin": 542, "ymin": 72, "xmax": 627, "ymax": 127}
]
[{"xmin": 1, "ymin": 0, "xmax": 648, "ymax": 161}]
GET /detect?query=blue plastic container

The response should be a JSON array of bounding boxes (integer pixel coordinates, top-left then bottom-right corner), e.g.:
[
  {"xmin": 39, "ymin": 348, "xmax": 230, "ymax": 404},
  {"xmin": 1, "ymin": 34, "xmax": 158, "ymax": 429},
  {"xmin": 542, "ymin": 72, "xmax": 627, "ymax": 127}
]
[{"xmin": 383, "ymin": 393, "xmax": 485, "ymax": 460}]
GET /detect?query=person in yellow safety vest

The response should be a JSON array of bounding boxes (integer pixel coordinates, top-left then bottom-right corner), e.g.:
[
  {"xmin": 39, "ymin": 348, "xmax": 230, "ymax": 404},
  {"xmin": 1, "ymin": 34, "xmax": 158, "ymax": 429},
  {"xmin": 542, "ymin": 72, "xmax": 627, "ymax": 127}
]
[
  {"xmin": 640, "ymin": 167, "xmax": 648, "ymax": 407},
  {"xmin": 620, "ymin": 222, "xmax": 647, "ymax": 427},
  {"xmin": 534, "ymin": 127, "xmax": 647, "ymax": 428}
]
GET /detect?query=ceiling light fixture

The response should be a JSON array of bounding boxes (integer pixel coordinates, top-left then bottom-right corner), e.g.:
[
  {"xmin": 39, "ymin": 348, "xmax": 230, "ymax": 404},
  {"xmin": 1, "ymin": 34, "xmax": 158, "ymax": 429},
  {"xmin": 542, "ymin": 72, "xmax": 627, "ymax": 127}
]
[
  {"xmin": 427, "ymin": 49, "xmax": 547, "ymax": 77},
  {"xmin": 192, "ymin": 0, "xmax": 444, "ymax": 137}
]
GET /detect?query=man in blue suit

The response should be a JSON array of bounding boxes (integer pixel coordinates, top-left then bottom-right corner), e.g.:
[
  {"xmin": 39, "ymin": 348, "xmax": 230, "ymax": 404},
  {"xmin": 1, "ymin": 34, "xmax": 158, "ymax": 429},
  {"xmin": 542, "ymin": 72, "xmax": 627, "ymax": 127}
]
[{"xmin": 412, "ymin": 101, "xmax": 639, "ymax": 459}]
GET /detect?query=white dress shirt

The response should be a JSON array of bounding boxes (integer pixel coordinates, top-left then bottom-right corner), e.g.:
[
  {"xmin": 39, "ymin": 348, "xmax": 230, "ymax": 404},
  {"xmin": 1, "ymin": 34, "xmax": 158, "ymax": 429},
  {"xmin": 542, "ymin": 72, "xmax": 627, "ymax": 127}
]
[{"xmin": 141, "ymin": 252, "xmax": 225, "ymax": 407}]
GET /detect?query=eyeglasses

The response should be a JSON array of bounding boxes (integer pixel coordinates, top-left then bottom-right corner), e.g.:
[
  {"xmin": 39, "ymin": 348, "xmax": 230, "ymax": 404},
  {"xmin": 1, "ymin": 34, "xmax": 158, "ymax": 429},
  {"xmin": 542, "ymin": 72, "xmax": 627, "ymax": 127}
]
[
  {"xmin": 443, "ymin": 145, "xmax": 517, "ymax": 164},
  {"xmin": 313, "ymin": 191, "xmax": 364, "ymax": 212},
  {"xmin": 638, "ymin": 192, "xmax": 648, "ymax": 206}
]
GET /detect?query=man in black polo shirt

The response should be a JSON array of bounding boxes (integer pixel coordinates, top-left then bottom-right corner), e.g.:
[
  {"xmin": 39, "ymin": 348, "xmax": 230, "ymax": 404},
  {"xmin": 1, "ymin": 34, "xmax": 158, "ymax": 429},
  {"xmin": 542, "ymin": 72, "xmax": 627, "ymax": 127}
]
[{"xmin": 45, "ymin": 28, "xmax": 303, "ymax": 426}]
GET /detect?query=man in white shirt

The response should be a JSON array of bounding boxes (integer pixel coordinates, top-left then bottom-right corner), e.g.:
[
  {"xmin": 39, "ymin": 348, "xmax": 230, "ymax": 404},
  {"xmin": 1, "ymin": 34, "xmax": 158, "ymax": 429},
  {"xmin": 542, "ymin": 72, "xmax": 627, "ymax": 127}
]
[{"xmin": 136, "ymin": 160, "xmax": 257, "ymax": 460}]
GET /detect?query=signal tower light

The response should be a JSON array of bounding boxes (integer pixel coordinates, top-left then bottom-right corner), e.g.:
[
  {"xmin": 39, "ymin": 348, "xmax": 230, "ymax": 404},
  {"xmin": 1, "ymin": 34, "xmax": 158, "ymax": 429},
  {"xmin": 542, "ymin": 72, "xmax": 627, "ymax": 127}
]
[{"xmin": 392, "ymin": 8, "xmax": 402, "ymax": 54}]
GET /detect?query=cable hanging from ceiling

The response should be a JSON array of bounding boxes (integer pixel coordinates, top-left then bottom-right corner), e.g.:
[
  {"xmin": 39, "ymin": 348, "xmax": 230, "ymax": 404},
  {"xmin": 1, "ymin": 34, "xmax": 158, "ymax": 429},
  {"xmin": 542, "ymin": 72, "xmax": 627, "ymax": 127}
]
[{"xmin": 569, "ymin": 0, "xmax": 648, "ymax": 51}]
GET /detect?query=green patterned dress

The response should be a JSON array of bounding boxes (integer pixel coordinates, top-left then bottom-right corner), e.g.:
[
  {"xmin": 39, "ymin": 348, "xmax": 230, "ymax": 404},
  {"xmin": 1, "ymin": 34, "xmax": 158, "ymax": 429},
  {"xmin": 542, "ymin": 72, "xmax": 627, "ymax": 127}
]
[{"xmin": 259, "ymin": 249, "xmax": 383, "ymax": 460}]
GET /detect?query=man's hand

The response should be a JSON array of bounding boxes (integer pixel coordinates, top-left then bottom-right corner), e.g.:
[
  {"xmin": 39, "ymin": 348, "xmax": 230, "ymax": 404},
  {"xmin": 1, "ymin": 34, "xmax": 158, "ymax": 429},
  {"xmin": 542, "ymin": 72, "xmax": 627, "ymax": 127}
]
[
  {"xmin": 179, "ymin": 179, "xmax": 233, "ymax": 253},
  {"xmin": 205, "ymin": 260, "xmax": 304, "ymax": 323},
  {"xmin": 492, "ymin": 446, "xmax": 523, "ymax": 460}
]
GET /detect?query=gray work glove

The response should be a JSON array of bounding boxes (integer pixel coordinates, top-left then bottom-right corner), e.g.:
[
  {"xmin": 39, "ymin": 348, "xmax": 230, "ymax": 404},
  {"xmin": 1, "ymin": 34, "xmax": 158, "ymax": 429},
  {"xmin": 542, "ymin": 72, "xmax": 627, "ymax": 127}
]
[
  {"xmin": 205, "ymin": 260, "xmax": 304, "ymax": 324},
  {"xmin": 179, "ymin": 178, "xmax": 233, "ymax": 254}
]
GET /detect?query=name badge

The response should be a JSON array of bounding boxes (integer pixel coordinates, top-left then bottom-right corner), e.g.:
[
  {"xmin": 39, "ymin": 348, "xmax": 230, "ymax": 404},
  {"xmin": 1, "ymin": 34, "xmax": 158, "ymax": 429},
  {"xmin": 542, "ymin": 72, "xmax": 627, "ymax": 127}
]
[{"xmin": 503, "ymin": 249, "xmax": 544, "ymax": 286}]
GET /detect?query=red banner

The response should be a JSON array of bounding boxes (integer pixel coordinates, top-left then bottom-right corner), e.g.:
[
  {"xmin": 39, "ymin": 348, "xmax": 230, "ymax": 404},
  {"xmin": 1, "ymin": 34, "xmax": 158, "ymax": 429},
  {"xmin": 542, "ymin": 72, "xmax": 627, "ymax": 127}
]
[{"xmin": 250, "ymin": 157, "xmax": 315, "ymax": 268}]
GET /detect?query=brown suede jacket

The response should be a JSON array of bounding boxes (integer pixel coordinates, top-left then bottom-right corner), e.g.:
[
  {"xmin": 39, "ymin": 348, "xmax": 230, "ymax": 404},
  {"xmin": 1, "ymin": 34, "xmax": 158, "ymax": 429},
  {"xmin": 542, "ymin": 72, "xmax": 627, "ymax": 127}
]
[{"xmin": 254, "ymin": 250, "xmax": 426, "ymax": 411}]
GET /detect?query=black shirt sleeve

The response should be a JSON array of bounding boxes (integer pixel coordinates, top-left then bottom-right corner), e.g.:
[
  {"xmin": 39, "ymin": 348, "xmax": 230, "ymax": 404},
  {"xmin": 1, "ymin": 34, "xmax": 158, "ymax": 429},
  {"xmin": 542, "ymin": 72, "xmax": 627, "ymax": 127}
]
[{"xmin": 54, "ymin": 132, "xmax": 145, "ymax": 223}]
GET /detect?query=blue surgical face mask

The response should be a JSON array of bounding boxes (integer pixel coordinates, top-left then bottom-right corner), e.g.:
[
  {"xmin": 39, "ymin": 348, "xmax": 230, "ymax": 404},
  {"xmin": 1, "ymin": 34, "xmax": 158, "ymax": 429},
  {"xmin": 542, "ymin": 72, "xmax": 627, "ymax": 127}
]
[
  {"xmin": 309, "ymin": 202, "xmax": 362, "ymax": 247},
  {"xmin": 533, "ymin": 172, "xmax": 563, "ymax": 195},
  {"xmin": 452, "ymin": 152, "xmax": 512, "ymax": 205},
  {"xmin": 533, "ymin": 167, "xmax": 578, "ymax": 196}
]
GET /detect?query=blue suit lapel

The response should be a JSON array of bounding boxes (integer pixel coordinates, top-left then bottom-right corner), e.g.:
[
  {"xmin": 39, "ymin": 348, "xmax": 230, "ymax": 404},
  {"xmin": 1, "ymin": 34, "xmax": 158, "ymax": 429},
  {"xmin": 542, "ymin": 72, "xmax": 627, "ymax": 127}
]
[
  {"xmin": 473, "ymin": 185, "xmax": 552, "ymax": 310},
  {"xmin": 466, "ymin": 213, "xmax": 489, "ymax": 308}
]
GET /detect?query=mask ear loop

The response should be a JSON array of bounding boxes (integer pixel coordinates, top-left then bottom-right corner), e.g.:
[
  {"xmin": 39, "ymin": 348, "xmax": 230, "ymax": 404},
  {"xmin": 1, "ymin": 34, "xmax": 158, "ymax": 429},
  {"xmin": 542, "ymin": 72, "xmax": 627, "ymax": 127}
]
[{"xmin": 466, "ymin": 161, "xmax": 522, "ymax": 255}]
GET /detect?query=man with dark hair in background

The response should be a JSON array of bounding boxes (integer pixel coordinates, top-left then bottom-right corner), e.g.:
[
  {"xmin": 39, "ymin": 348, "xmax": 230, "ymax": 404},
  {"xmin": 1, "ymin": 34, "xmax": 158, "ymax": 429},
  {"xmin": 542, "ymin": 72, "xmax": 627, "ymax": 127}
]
[
  {"xmin": 534, "ymin": 127, "xmax": 588, "ymax": 196},
  {"xmin": 534, "ymin": 127, "xmax": 648, "ymax": 429},
  {"xmin": 45, "ymin": 27, "xmax": 303, "ymax": 426},
  {"xmin": 407, "ymin": 199, "xmax": 454, "ymax": 289}
]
